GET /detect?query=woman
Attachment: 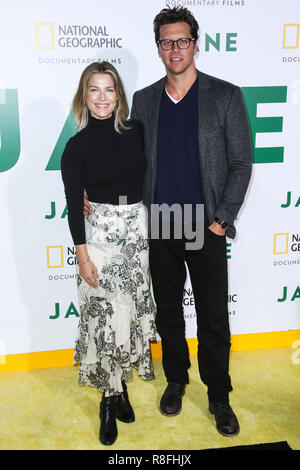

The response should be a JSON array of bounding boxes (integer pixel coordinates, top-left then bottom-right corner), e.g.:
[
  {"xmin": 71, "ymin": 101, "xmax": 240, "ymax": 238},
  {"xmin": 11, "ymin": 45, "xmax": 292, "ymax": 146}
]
[{"xmin": 61, "ymin": 62, "xmax": 156, "ymax": 446}]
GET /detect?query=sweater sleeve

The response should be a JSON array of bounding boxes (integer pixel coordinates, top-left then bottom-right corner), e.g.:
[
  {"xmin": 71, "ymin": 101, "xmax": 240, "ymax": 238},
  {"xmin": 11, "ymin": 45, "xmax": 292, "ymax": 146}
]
[{"xmin": 61, "ymin": 137, "xmax": 86, "ymax": 245}]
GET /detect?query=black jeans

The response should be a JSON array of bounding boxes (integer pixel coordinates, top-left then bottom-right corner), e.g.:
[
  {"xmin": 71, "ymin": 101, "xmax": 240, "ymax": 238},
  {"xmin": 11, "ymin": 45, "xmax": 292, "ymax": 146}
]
[{"xmin": 149, "ymin": 223, "xmax": 233, "ymax": 403}]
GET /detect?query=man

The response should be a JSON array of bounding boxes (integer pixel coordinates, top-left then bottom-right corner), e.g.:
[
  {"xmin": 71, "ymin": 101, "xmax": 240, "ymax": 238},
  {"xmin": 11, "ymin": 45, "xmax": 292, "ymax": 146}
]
[{"xmin": 130, "ymin": 7, "xmax": 252, "ymax": 437}]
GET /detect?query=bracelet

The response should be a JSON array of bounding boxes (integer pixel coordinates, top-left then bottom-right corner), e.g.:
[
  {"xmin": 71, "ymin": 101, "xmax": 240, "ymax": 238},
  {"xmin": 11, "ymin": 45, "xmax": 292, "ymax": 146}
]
[{"xmin": 80, "ymin": 257, "xmax": 90, "ymax": 266}]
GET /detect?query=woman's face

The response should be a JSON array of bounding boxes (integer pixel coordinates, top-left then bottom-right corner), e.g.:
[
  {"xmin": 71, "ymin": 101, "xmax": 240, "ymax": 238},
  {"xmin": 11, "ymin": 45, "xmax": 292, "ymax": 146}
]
[{"xmin": 86, "ymin": 73, "xmax": 117, "ymax": 120}]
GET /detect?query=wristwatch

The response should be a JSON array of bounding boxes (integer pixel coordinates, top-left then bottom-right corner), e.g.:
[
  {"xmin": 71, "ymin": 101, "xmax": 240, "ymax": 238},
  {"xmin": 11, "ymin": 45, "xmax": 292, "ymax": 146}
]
[{"xmin": 214, "ymin": 217, "xmax": 229, "ymax": 231}]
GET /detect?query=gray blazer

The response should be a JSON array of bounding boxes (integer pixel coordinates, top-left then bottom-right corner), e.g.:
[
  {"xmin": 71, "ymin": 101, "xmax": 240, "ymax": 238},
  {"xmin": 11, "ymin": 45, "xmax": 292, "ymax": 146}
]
[{"xmin": 130, "ymin": 70, "xmax": 252, "ymax": 239}]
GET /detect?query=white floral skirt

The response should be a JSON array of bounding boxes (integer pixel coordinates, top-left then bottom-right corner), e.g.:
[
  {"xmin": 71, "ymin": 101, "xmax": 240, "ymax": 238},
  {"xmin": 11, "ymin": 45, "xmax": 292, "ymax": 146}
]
[{"xmin": 74, "ymin": 201, "xmax": 157, "ymax": 396}]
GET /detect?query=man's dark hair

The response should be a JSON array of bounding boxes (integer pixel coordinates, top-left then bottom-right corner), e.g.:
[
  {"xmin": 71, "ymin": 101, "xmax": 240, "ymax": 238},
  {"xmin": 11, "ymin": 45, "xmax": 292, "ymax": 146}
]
[{"xmin": 153, "ymin": 6, "xmax": 199, "ymax": 44}]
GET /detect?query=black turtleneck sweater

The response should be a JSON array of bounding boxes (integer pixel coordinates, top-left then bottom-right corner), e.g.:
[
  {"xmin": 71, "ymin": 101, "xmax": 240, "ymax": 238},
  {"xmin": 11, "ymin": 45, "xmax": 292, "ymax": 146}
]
[{"xmin": 61, "ymin": 115, "xmax": 146, "ymax": 245}]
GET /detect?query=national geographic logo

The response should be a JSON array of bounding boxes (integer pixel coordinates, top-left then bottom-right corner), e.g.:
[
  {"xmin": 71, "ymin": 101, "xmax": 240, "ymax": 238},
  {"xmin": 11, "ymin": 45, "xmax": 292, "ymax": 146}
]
[
  {"xmin": 46, "ymin": 245, "xmax": 78, "ymax": 281},
  {"xmin": 46, "ymin": 245, "xmax": 78, "ymax": 268},
  {"xmin": 36, "ymin": 23, "xmax": 122, "ymax": 49},
  {"xmin": 273, "ymin": 233, "xmax": 300, "ymax": 268},
  {"xmin": 273, "ymin": 233, "xmax": 289, "ymax": 255},
  {"xmin": 35, "ymin": 23, "xmax": 55, "ymax": 49},
  {"xmin": 47, "ymin": 245, "xmax": 64, "ymax": 268},
  {"xmin": 282, "ymin": 24, "xmax": 300, "ymax": 64},
  {"xmin": 183, "ymin": 290, "xmax": 236, "ymax": 311},
  {"xmin": 283, "ymin": 24, "xmax": 299, "ymax": 49}
]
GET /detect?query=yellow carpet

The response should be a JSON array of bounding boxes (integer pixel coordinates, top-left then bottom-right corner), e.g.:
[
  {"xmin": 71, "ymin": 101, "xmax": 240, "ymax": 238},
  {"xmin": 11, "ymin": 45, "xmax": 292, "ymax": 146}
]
[{"xmin": 0, "ymin": 348, "xmax": 299, "ymax": 450}]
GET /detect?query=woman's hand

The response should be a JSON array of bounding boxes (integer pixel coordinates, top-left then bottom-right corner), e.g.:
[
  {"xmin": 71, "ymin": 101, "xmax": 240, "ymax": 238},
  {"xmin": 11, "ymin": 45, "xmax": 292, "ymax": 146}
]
[
  {"xmin": 83, "ymin": 189, "xmax": 93, "ymax": 218},
  {"xmin": 79, "ymin": 259, "xmax": 99, "ymax": 288}
]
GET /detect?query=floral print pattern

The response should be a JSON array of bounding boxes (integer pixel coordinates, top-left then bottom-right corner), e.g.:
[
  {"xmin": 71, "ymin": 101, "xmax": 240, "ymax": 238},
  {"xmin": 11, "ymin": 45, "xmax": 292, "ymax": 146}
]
[{"xmin": 74, "ymin": 201, "xmax": 156, "ymax": 396}]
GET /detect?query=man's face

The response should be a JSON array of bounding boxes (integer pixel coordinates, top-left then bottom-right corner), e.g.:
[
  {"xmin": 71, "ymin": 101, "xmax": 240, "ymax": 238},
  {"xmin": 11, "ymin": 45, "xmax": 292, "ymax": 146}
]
[{"xmin": 158, "ymin": 22, "xmax": 197, "ymax": 76}]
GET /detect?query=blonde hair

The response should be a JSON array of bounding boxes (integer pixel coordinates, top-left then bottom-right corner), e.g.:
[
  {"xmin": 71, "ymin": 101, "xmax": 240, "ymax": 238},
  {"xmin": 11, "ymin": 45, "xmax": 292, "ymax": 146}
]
[{"xmin": 72, "ymin": 61, "xmax": 129, "ymax": 133}]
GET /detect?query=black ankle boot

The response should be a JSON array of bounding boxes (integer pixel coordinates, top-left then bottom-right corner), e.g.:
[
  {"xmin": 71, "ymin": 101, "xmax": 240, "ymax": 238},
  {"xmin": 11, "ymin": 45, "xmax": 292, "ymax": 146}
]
[
  {"xmin": 99, "ymin": 396, "xmax": 118, "ymax": 445},
  {"xmin": 116, "ymin": 381, "xmax": 135, "ymax": 423}
]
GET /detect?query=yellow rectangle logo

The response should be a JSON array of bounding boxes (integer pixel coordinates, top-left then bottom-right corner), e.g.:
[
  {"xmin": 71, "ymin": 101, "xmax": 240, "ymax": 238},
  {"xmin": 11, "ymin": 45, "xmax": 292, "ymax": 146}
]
[
  {"xmin": 283, "ymin": 24, "xmax": 300, "ymax": 49},
  {"xmin": 47, "ymin": 245, "xmax": 64, "ymax": 268},
  {"xmin": 273, "ymin": 233, "xmax": 289, "ymax": 255},
  {"xmin": 36, "ymin": 22, "xmax": 55, "ymax": 49}
]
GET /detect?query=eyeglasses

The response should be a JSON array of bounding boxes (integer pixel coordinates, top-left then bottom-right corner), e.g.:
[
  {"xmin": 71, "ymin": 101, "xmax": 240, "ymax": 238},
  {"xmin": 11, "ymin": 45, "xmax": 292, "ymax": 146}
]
[{"xmin": 157, "ymin": 38, "xmax": 196, "ymax": 50}]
